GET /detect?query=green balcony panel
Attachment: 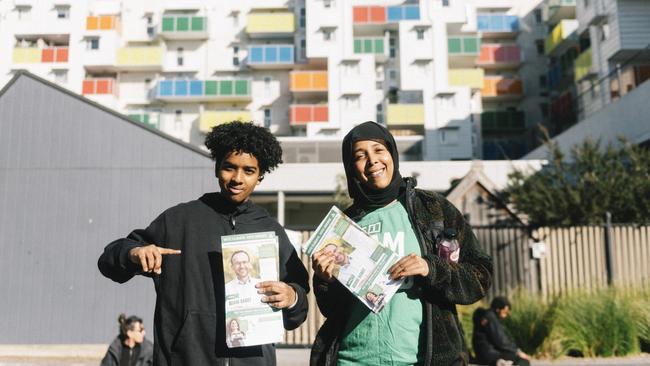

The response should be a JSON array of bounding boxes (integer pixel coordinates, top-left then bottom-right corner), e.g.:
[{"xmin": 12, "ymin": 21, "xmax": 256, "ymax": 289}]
[
  {"xmin": 374, "ymin": 39, "xmax": 384, "ymax": 53},
  {"xmin": 205, "ymin": 80, "xmax": 217, "ymax": 95},
  {"xmin": 219, "ymin": 80, "xmax": 233, "ymax": 95},
  {"xmin": 235, "ymin": 80, "xmax": 248, "ymax": 95},
  {"xmin": 191, "ymin": 17, "xmax": 204, "ymax": 31},
  {"xmin": 162, "ymin": 17, "xmax": 174, "ymax": 32},
  {"xmin": 176, "ymin": 17, "xmax": 189, "ymax": 31},
  {"xmin": 354, "ymin": 39, "xmax": 362, "ymax": 53},
  {"xmin": 463, "ymin": 38, "xmax": 479, "ymax": 53},
  {"xmin": 448, "ymin": 38, "xmax": 461, "ymax": 53},
  {"xmin": 364, "ymin": 39, "xmax": 373, "ymax": 52}
]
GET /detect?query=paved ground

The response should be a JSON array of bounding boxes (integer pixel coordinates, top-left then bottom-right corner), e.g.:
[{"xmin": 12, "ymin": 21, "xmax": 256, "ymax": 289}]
[{"xmin": 0, "ymin": 347, "xmax": 649, "ymax": 366}]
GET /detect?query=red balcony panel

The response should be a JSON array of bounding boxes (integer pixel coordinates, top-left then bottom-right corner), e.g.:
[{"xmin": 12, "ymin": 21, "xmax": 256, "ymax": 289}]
[
  {"xmin": 56, "ymin": 47, "xmax": 69, "ymax": 62},
  {"xmin": 41, "ymin": 49, "xmax": 54, "ymax": 62},
  {"xmin": 82, "ymin": 80, "xmax": 95, "ymax": 94},
  {"xmin": 313, "ymin": 106, "xmax": 328, "ymax": 121},
  {"xmin": 96, "ymin": 80, "xmax": 111, "ymax": 94},
  {"xmin": 497, "ymin": 78, "xmax": 523, "ymax": 94},
  {"xmin": 353, "ymin": 7, "xmax": 368, "ymax": 23},
  {"xmin": 294, "ymin": 106, "xmax": 311, "ymax": 123}
]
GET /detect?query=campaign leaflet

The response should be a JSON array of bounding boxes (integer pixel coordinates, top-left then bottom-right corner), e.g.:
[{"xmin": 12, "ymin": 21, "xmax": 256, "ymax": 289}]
[
  {"xmin": 303, "ymin": 206, "xmax": 404, "ymax": 313},
  {"xmin": 222, "ymin": 232, "xmax": 284, "ymax": 348}
]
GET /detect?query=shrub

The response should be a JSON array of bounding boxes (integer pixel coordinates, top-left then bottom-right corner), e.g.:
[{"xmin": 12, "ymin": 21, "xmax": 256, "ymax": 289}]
[
  {"xmin": 502, "ymin": 289, "xmax": 554, "ymax": 356},
  {"xmin": 546, "ymin": 289, "xmax": 639, "ymax": 358}
]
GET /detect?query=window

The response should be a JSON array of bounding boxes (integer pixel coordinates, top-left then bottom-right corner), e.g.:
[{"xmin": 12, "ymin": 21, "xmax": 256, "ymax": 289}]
[
  {"xmin": 416, "ymin": 60, "xmax": 430, "ymax": 75},
  {"xmin": 535, "ymin": 40, "xmax": 544, "ymax": 55},
  {"xmin": 389, "ymin": 34, "xmax": 397, "ymax": 58},
  {"xmin": 300, "ymin": 38, "xmax": 306, "ymax": 59},
  {"xmin": 376, "ymin": 103, "xmax": 384, "ymax": 124},
  {"xmin": 323, "ymin": 29, "xmax": 333, "ymax": 41},
  {"xmin": 264, "ymin": 76, "xmax": 271, "ymax": 95},
  {"xmin": 174, "ymin": 110, "xmax": 182, "ymax": 125},
  {"xmin": 177, "ymin": 47, "xmax": 184, "ymax": 66},
  {"xmin": 145, "ymin": 78, "xmax": 151, "ymax": 92},
  {"xmin": 600, "ymin": 23, "xmax": 610, "ymax": 41},
  {"xmin": 86, "ymin": 37, "xmax": 100, "ymax": 50},
  {"xmin": 439, "ymin": 128, "xmax": 459, "ymax": 145},
  {"xmin": 263, "ymin": 109, "xmax": 271, "ymax": 128},
  {"xmin": 324, "ymin": 0, "xmax": 333, "ymax": 8},
  {"xmin": 232, "ymin": 11, "xmax": 239, "ymax": 27},
  {"xmin": 584, "ymin": 0, "xmax": 590, "ymax": 7},
  {"xmin": 539, "ymin": 75, "xmax": 547, "ymax": 88},
  {"xmin": 416, "ymin": 28, "xmax": 425, "ymax": 40},
  {"xmin": 55, "ymin": 5, "xmax": 70, "ymax": 19},
  {"xmin": 146, "ymin": 14, "xmax": 155, "ymax": 38},
  {"xmin": 389, "ymin": 70, "xmax": 397, "ymax": 80},
  {"xmin": 299, "ymin": 8, "xmax": 306, "ymax": 28},
  {"xmin": 53, "ymin": 69, "xmax": 67, "ymax": 84},
  {"xmin": 343, "ymin": 95, "xmax": 360, "ymax": 109},
  {"xmin": 534, "ymin": 9, "xmax": 542, "ymax": 24},
  {"xmin": 442, "ymin": 0, "xmax": 450, "ymax": 6},
  {"xmin": 233, "ymin": 46, "xmax": 239, "ymax": 66},
  {"xmin": 341, "ymin": 60, "xmax": 360, "ymax": 76},
  {"xmin": 16, "ymin": 5, "xmax": 31, "ymax": 20},
  {"xmin": 540, "ymin": 103, "xmax": 549, "ymax": 118}
]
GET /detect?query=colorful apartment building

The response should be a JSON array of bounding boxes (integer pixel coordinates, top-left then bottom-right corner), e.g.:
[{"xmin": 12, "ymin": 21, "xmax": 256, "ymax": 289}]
[{"xmin": 0, "ymin": 0, "xmax": 551, "ymax": 161}]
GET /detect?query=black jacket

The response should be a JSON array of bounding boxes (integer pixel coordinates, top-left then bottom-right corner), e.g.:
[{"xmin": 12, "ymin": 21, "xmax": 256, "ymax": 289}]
[
  {"xmin": 98, "ymin": 193, "xmax": 310, "ymax": 366},
  {"xmin": 310, "ymin": 178, "xmax": 493, "ymax": 366},
  {"xmin": 473, "ymin": 309, "xmax": 519, "ymax": 364},
  {"xmin": 100, "ymin": 337, "xmax": 154, "ymax": 366}
]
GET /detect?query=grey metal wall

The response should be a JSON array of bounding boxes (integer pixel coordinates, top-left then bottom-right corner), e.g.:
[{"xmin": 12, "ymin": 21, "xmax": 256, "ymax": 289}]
[{"xmin": 0, "ymin": 73, "xmax": 218, "ymax": 343}]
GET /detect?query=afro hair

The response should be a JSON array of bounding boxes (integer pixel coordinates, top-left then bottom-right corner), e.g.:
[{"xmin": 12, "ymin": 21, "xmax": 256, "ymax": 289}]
[{"xmin": 204, "ymin": 121, "xmax": 283, "ymax": 175}]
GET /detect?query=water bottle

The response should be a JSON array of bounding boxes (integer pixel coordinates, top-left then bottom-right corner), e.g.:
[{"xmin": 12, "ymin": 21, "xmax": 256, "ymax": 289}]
[{"xmin": 437, "ymin": 228, "xmax": 460, "ymax": 263}]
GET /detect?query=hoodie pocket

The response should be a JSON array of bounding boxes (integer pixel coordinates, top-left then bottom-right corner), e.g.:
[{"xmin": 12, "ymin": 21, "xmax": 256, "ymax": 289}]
[{"xmin": 171, "ymin": 311, "xmax": 220, "ymax": 365}]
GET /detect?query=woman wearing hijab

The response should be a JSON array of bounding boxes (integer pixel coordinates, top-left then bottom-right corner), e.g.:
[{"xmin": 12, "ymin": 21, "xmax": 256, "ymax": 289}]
[{"xmin": 310, "ymin": 122, "xmax": 493, "ymax": 366}]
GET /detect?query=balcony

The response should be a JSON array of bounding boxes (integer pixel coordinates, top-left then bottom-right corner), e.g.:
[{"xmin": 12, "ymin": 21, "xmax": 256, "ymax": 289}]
[
  {"xmin": 354, "ymin": 37, "xmax": 385, "ymax": 54},
  {"xmin": 160, "ymin": 15, "xmax": 208, "ymax": 39},
  {"xmin": 200, "ymin": 111, "xmax": 253, "ymax": 133},
  {"xmin": 290, "ymin": 71, "xmax": 328, "ymax": 93},
  {"xmin": 352, "ymin": 5, "xmax": 419, "ymax": 24},
  {"xmin": 116, "ymin": 47, "xmax": 163, "ymax": 71},
  {"xmin": 574, "ymin": 48, "xmax": 594, "ymax": 81},
  {"xmin": 86, "ymin": 15, "xmax": 119, "ymax": 31},
  {"xmin": 481, "ymin": 110, "xmax": 525, "ymax": 134},
  {"xmin": 155, "ymin": 79, "xmax": 251, "ymax": 102},
  {"xmin": 547, "ymin": 0, "xmax": 576, "ymax": 25},
  {"xmin": 386, "ymin": 104, "xmax": 425, "ymax": 126},
  {"xmin": 545, "ymin": 19, "xmax": 578, "ymax": 56},
  {"xmin": 447, "ymin": 36, "xmax": 481, "ymax": 55},
  {"xmin": 12, "ymin": 47, "xmax": 68, "ymax": 64},
  {"xmin": 476, "ymin": 44, "xmax": 521, "ymax": 68},
  {"xmin": 290, "ymin": 105, "xmax": 329, "ymax": 125},
  {"xmin": 128, "ymin": 113, "xmax": 160, "ymax": 130},
  {"xmin": 247, "ymin": 45, "xmax": 294, "ymax": 68},
  {"xmin": 482, "ymin": 77, "xmax": 524, "ymax": 100},
  {"xmin": 448, "ymin": 69, "xmax": 484, "ymax": 89},
  {"xmin": 477, "ymin": 14, "xmax": 519, "ymax": 36},
  {"xmin": 82, "ymin": 78, "xmax": 117, "ymax": 95},
  {"xmin": 246, "ymin": 12, "xmax": 295, "ymax": 37}
]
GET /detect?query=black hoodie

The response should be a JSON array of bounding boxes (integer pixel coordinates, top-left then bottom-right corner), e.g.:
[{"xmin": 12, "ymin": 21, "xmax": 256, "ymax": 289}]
[{"xmin": 98, "ymin": 193, "xmax": 310, "ymax": 366}]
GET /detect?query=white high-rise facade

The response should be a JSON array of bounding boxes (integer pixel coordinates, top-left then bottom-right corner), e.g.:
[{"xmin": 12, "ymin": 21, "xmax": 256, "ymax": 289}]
[{"xmin": 0, "ymin": 0, "xmax": 547, "ymax": 161}]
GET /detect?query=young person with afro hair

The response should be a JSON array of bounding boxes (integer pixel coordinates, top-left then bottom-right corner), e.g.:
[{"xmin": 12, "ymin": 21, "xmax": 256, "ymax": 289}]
[{"xmin": 98, "ymin": 121, "xmax": 310, "ymax": 366}]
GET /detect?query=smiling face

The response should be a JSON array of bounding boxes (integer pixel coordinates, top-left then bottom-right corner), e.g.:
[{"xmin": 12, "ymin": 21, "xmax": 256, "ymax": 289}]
[
  {"xmin": 351, "ymin": 140, "xmax": 394, "ymax": 191},
  {"xmin": 231, "ymin": 251, "xmax": 251, "ymax": 281},
  {"xmin": 229, "ymin": 319, "xmax": 240, "ymax": 332},
  {"xmin": 217, "ymin": 151, "xmax": 261, "ymax": 204}
]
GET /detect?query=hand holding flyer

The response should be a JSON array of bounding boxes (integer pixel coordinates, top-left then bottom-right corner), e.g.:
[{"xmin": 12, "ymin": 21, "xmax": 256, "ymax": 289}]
[
  {"xmin": 222, "ymin": 232, "xmax": 284, "ymax": 348},
  {"xmin": 303, "ymin": 206, "xmax": 404, "ymax": 313}
]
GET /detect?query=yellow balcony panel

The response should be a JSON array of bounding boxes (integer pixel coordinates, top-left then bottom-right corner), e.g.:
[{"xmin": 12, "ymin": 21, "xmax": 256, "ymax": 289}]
[
  {"xmin": 448, "ymin": 69, "xmax": 485, "ymax": 89},
  {"xmin": 545, "ymin": 19, "xmax": 578, "ymax": 55},
  {"xmin": 574, "ymin": 48, "xmax": 593, "ymax": 81},
  {"xmin": 290, "ymin": 71, "xmax": 328, "ymax": 92},
  {"xmin": 386, "ymin": 104, "xmax": 425, "ymax": 126},
  {"xmin": 12, "ymin": 48, "xmax": 41, "ymax": 63},
  {"xmin": 200, "ymin": 111, "xmax": 253, "ymax": 133},
  {"xmin": 246, "ymin": 12, "xmax": 295, "ymax": 35},
  {"xmin": 116, "ymin": 47, "xmax": 164, "ymax": 70}
]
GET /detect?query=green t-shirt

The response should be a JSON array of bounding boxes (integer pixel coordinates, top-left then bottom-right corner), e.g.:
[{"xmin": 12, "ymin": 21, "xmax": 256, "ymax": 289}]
[{"xmin": 337, "ymin": 200, "xmax": 424, "ymax": 366}]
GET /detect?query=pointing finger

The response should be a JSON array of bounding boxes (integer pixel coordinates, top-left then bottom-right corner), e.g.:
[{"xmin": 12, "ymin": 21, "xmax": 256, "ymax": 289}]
[{"xmin": 159, "ymin": 248, "xmax": 181, "ymax": 255}]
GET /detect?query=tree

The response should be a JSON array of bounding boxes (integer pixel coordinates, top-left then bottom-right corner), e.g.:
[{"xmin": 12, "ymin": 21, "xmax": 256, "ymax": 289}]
[
  {"xmin": 333, "ymin": 173, "xmax": 353, "ymax": 209},
  {"xmin": 502, "ymin": 136, "xmax": 650, "ymax": 227}
]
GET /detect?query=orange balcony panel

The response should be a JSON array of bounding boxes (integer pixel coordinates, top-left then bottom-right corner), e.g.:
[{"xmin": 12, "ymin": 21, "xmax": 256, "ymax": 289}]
[
  {"xmin": 290, "ymin": 71, "xmax": 328, "ymax": 92},
  {"xmin": 478, "ymin": 44, "xmax": 520, "ymax": 64},
  {"xmin": 370, "ymin": 6, "xmax": 386, "ymax": 22},
  {"xmin": 353, "ymin": 7, "xmax": 368, "ymax": 23},
  {"xmin": 86, "ymin": 16, "xmax": 99, "ymax": 30},
  {"xmin": 99, "ymin": 16, "xmax": 115, "ymax": 30},
  {"xmin": 294, "ymin": 106, "xmax": 311, "ymax": 122},
  {"xmin": 313, "ymin": 106, "xmax": 328, "ymax": 121},
  {"xmin": 292, "ymin": 73, "xmax": 310, "ymax": 89},
  {"xmin": 482, "ymin": 78, "xmax": 523, "ymax": 96},
  {"xmin": 313, "ymin": 73, "xmax": 327, "ymax": 89},
  {"xmin": 82, "ymin": 80, "xmax": 94, "ymax": 94},
  {"xmin": 96, "ymin": 80, "xmax": 111, "ymax": 94}
]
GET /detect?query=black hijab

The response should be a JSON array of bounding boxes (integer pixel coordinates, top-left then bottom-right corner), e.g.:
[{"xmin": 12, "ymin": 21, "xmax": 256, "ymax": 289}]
[{"xmin": 342, "ymin": 121, "xmax": 405, "ymax": 209}]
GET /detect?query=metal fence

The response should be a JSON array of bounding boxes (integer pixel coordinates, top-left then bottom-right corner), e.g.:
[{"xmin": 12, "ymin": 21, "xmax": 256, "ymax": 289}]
[{"xmin": 280, "ymin": 224, "xmax": 650, "ymax": 346}]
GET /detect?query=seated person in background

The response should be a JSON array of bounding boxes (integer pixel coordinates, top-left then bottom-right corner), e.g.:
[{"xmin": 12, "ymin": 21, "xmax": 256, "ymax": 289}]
[
  {"xmin": 472, "ymin": 297, "xmax": 531, "ymax": 366},
  {"xmin": 101, "ymin": 314, "xmax": 153, "ymax": 366}
]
